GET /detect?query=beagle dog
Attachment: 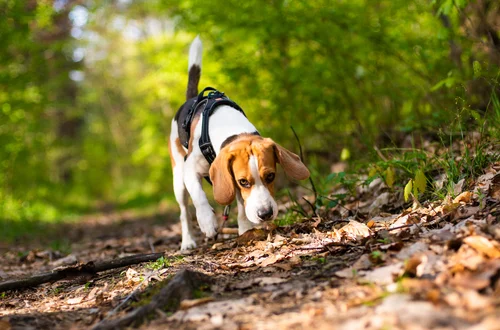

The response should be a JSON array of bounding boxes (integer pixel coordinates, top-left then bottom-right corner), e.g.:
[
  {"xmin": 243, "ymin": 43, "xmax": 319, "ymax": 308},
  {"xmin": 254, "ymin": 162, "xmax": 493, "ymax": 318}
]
[{"xmin": 168, "ymin": 37, "xmax": 310, "ymax": 250}]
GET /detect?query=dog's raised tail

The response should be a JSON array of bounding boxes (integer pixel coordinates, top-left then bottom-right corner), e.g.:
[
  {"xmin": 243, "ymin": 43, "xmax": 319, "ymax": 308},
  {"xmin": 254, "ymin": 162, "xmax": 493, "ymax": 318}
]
[{"xmin": 187, "ymin": 36, "xmax": 202, "ymax": 100}]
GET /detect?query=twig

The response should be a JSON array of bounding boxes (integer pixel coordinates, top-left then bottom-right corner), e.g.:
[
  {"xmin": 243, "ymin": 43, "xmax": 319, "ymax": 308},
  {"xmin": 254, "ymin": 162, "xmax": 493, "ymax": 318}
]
[
  {"xmin": 290, "ymin": 126, "xmax": 317, "ymax": 203},
  {"xmin": 0, "ymin": 252, "xmax": 165, "ymax": 292},
  {"xmin": 287, "ymin": 189, "xmax": 307, "ymax": 217},
  {"xmin": 221, "ymin": 228, "xmax": 239, "ymax": 235},
  {"xmin": 373, "ymin": 145, "xmax": 388, "ymax": 161},
  {"xmin": 293, "ymin": 246, "xmax": 327, "ymax": 252},
  {"xmin": 302, "ymin": 197, "xmax": 319, "ymax": 218},
  {"xmin": 386, "ymin": 224, "xmax": 416, "ymax": 232}
]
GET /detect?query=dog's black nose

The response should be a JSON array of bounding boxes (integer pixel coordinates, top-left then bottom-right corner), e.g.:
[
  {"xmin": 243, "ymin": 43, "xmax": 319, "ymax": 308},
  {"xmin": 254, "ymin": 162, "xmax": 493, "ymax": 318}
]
[{"xmin": 257, "ymin": 208, "xmax": 274, "ymax": 221}]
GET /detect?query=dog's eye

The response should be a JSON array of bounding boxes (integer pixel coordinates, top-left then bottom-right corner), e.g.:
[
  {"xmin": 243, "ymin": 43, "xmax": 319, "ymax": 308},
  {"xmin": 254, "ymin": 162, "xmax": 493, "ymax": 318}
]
[
  {"xmin": 238, "ymin": 179, "xmax": 251, "ymax": 188},
  {"xmin": 265, "ymin": 173, "xmax": 275, "ymax": 183}
]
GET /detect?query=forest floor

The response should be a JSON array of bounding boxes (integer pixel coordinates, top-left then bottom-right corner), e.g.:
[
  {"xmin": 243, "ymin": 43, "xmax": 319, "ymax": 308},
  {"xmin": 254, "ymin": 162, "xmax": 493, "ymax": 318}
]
[{"xmin": 1, "ymin": 160, "xmax": 500, "ymax": 329}]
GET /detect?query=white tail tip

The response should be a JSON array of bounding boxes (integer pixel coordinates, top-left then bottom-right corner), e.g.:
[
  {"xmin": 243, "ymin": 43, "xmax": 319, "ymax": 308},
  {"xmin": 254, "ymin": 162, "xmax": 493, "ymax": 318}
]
[{"xmin": 188, "ymin": 35, "xmax": 202, "ymax": 70}]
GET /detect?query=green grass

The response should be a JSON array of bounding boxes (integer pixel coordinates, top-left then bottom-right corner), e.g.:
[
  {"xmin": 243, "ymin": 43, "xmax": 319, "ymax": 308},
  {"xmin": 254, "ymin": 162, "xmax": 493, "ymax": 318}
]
[
  {"xmin": 146, "ymin": 256, "xmax": 185, "ymax": 270},
  {"xmin": 274, "ymin": 209, "xmax": 302, "ymax": 227}
]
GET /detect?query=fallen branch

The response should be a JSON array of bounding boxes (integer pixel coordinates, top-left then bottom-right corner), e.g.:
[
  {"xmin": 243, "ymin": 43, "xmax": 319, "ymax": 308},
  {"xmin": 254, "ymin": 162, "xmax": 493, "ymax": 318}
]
[
  {"xmin": 0, "ymin": 252, "xmax": 165, "ymax": 292},
  {"xmin": 221, "ymin": 228, "xmax": 239, "ymax": 235},
  {"xmin": 92, "ymin": 269, "xmax": 210, "ymax": 330}
]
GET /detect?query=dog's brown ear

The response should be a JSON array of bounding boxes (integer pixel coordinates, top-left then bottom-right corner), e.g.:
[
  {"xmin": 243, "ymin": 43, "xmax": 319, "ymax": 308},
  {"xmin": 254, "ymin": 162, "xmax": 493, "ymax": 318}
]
[
  {"xmin": 270, "ymin": 140, "xmax": 310, "ymax": 180},
  {"xmin": 209, "ymin": 149, "xmax": 236, "ymax": 205}
]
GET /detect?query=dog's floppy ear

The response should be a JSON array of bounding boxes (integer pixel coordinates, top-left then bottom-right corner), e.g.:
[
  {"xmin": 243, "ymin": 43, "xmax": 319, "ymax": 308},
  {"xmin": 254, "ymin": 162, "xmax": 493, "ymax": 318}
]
[
  {"xmin": 209, "ymin": 148, "xmax": 236, "ymax": 205},
  {"xmin": 267, "ymin": 139, "xmax": 310, "ymax": 180}
]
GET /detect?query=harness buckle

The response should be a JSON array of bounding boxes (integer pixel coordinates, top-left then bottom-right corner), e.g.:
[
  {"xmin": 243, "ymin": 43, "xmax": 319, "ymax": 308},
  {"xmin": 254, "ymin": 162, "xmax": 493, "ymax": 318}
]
[
  {"xmin": 199, "ymin": 142, "xmax": 216, "ymax": 163},
  {"xmin": 208, "ymin": 90, "xmax": 225, "ymax": 99}
]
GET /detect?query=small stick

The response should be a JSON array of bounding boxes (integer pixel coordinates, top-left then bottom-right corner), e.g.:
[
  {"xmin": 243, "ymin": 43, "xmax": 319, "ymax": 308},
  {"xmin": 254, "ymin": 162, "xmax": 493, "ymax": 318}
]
[
  {"xmin": 221, "ymin": 228, "xmax": 239, "ymax": 235},
  {"xmin": 290, "ymin": 126, "xmax": 317, "ymax": 204}
]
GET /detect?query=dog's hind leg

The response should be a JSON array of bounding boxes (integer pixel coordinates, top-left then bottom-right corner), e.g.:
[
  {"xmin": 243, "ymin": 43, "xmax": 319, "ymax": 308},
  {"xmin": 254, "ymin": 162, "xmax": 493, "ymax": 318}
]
[{"xmin": 169, "ymin": 121, "xmax": 197, "ymax": 250}]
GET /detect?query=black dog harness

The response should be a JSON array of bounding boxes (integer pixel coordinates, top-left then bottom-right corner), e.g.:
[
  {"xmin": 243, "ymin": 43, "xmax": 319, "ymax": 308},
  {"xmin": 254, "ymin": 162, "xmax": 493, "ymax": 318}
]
[
  {"xmin": 179, "ymin": 87, "xmax": 254, "ymax": 227},
  {"xmin": 181, "ymin": 87, "xmax": 247, "ymax": 164}
]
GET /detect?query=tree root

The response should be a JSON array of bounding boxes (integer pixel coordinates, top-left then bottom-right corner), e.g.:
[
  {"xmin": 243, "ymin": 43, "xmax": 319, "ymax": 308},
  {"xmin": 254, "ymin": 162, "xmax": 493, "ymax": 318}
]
[{"xmin": 92, "ymin": 269, "xmax": 210, "ymax": 330}]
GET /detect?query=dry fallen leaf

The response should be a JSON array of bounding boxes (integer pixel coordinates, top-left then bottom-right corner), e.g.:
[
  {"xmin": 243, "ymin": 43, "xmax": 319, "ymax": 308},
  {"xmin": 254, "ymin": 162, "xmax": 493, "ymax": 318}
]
[
  {"xmin": 236, "ymin": 229, "xmax": 269, "ymax": 245},
  {"xmin": 396, "ymin": 242, "xmax": 429, "ymax": 260},
  {"xmin": 476, "ymin": 172, "xmax": 496, "ymax": 194},
  {"xmin": 260, "ymin": 253, "xmax": 286, "ymax": 267},
  {"xmin": 334, "ymin": 267, "xmax": 357, "ymax": 279},
  {"xmin": 352, "ymin": 254, "xmax": 373, "ymax": 271},
  {"xmin": 339, "ymin": 220, "xmax": 371, "ymax": 240},
  {"xmin": 232, "ymin": 277, "xmax": 287, "ymax": 290},
  {"xmin": 66, "ymin": 296, "xmax": 84, "ymax": 305},
  {"xmin": 461, "ymin": 290, "xmax": 492, "ymax": 311},
  {"xmin": 450, "ymin": 271, "xmax": 491, "ymax": 290},
  {"xmin": 86, "ymin": 287, "xmax": 100, "ymax": 301},
  {"xmin": 489, "ymin": 173, "xmax": 500, "ymax": 200},
  {"xmin": 404, "ymin": 254, "xmax": 427, "ymax": 278},
  {"xmin": 463, "ymin": 236, "xmax": 500, "ymax": 259},
  {"xmin": 273, "ymin": 263, "xmax": 293, "ymax": 271},
  {"xmin": 453, "ymin": 179, "xmax": 465, "ymax": 195},
  {"xmin": 360, "ymin": 263, "xmax": 404, "ymax": 285},
  {"xmin": 453, "ymin": 191, "xmax": 473, "ymax": 204}
]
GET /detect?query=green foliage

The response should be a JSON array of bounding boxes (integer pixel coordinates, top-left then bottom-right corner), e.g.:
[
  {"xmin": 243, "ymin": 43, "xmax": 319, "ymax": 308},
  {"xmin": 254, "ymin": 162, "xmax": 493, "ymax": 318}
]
[
  {"xmin": 311, "ymin": 256, "xmax": 326, "ymax": 264},
  {"xmin": 404, "ymin": 180, "xmax": 413, "ymax": 202},
  {"xmin": 274, "ymin": 207, "xmax": 302, "ymax": 227},
  {"xmin": 146, "ymin": 256, "xmax": 184, "ymax": 270},
  {"xmin": 369, "ymin": 250, "xmax": 385, "ymax": 264},
  {"xmin": 404, "ymin": 169, "xmax": 427, "ymax": 202},
  {"xmin": 0, "ymin": 0, "xmax": 499, "ymax": 238}
]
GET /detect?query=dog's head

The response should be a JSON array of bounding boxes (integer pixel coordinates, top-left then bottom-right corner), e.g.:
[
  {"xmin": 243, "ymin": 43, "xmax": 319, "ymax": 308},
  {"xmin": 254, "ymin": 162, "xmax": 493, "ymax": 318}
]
[{"xmin": 209, "ymin": 135, "xmax": 309, "ymax": 223}]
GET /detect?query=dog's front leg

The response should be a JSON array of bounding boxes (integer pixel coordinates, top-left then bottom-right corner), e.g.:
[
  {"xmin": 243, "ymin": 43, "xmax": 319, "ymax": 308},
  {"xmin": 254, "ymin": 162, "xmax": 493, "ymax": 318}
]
[
  {"xmin": 183, "ymin": 156, "xmax": 218, "ymax": 238},
  {"xmin": 236, "ymin": 192, "xmax": 256, "ymax": 235}
]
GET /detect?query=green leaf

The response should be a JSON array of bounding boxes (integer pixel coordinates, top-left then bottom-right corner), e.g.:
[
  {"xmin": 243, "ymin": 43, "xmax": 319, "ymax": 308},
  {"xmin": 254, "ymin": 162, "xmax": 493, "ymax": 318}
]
[
  {"xmin": 385, "ymin": 167, "xmax": 395, "ymax": 188},
  {"xmin": 327, "ymin": 200, "xmax": 339, "ymax": 208},
  {"xmin": 404, "ymin": 180, "xmax": 413, "ymax": 202},
  {"xmin": 325, "ymin": 173, "xmax": 336, "ymax": 183},
  {"xmin": 414, "ymin": 169, "xmax": 426, "ymax": 195},
  {"xmin": 340, "ymin": 148, "xmax": 350, "ymax": 161},
  {"xmin": 473, "ymin": 61, "xmax": 481, "ymax": 78}
]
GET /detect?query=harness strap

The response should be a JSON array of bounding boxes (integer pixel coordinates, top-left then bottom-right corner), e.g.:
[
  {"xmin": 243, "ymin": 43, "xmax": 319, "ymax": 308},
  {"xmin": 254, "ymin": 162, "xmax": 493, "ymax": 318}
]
[
  {"xmin": 197, "ymin": 89, "xmax": 246, "ymax": 165},
  {"xmin": 181, "ymin": 87, "xmax": 217, "ymax": 149},
  {"xmin": 180, "ymin": 87, "xmax": 246, "ymax": 187}
]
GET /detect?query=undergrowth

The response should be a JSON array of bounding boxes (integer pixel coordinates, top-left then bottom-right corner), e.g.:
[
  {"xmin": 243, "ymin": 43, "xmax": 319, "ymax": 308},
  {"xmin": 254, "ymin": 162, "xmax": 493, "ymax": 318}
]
[{"xmin": 280, "ymin": 89, "xmax": 500, "ymax": 224}]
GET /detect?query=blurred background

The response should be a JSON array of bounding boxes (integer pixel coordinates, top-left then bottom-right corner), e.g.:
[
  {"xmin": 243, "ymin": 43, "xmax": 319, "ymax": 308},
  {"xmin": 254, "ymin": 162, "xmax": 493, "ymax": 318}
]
[{"xmin": 1, "ymin": 0, "xmax": 499, "ymax": 239}]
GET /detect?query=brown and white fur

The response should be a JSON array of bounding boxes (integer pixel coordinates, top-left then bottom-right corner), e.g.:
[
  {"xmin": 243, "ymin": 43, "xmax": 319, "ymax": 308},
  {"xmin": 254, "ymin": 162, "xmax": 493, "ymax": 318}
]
[{"xmin": 169, "ymin": 36, "xmax": 310, "ymax": 250}]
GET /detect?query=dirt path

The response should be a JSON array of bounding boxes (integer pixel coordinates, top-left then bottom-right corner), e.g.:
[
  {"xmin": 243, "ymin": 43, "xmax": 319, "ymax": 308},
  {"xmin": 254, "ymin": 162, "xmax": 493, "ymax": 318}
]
[{"xmin": 1, "ymin": 167, "xmax": 499, "ymax": 330}]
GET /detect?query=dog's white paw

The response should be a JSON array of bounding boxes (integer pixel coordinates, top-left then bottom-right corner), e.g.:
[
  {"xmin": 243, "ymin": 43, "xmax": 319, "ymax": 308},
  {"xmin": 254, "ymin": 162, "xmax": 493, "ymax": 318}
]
[
  {"xmin": 180, "ymin": 237, "xmax": 197, "ymax": 251},
  {"xmin": 196, "ymin": 209, "xmax": 218, "ymax": 238}
]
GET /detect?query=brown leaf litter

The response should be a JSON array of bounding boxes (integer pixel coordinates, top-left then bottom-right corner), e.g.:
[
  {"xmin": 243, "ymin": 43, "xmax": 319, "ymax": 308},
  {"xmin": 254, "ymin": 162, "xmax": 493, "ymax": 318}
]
[{"xmin": 0, "ymin": 162, "xmax": 499, "ymax": 329}]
